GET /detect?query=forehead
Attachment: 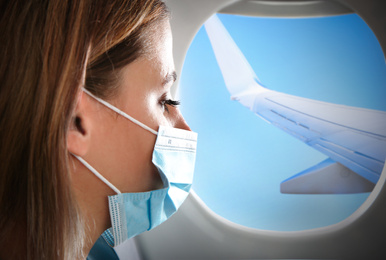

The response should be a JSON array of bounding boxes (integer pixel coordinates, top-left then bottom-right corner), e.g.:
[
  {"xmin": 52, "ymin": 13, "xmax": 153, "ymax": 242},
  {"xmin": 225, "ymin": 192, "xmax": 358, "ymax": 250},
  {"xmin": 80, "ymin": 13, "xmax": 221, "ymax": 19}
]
[
  {"xmin": 115, "ymin": 21, "xmax": 174, "ymax": 91},
  {"xmin": 143, "ymin": 20, "xmax": 174, "ymax": 78},
  {"xmin": 146, "ymin": 20, "xmax": 173, "ymax": 61}
]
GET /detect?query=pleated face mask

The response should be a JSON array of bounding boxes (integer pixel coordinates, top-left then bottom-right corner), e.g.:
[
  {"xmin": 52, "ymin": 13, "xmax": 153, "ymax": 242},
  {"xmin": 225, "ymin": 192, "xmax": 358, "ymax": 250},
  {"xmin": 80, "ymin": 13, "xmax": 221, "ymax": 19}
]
[{"xmin": 73, "ymin": 89, "xmax": 197, "ymax": 247}]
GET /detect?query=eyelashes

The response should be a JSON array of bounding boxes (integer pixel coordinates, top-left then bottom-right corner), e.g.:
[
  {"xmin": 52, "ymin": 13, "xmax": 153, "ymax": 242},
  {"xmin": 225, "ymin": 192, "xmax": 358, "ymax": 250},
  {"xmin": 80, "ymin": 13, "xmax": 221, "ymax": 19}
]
[{"xmin": 160, "ymin": 98, "xmax": 180, "ymax": 113}]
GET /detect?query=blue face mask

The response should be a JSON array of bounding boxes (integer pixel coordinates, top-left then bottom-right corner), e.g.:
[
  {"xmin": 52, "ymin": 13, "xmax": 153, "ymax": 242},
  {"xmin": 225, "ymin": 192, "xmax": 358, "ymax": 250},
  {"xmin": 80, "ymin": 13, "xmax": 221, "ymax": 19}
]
[{"xmin": 73, "ymin": 89, "xmax": 197, "ymax": 247}]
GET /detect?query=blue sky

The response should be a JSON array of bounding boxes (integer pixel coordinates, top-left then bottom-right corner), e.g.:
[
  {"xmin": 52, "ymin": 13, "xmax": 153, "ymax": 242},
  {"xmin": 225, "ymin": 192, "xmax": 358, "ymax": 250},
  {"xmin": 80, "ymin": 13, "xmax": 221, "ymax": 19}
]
[{"xmin": 179, "ymin": 13, "xmax": 386, "ymax": 231}]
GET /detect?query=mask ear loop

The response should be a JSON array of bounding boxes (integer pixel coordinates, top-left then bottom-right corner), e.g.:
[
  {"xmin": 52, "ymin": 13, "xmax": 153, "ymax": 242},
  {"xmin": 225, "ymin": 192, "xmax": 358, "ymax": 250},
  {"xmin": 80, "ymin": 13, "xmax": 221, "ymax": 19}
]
[
  {"xmin": 72, "ymin": 154, "xmax": 122, "ymax": 194},
  {"xmin": 82, "ymin": 88, "xmax": 158, "ymax": 136}
]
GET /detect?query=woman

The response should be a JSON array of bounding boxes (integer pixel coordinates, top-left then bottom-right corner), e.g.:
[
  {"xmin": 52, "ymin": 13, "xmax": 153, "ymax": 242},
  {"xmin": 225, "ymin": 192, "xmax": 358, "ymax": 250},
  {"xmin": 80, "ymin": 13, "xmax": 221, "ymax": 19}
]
[{"xmin": 0, "ymin": 0, "xmax": 196, "ymax": 259}]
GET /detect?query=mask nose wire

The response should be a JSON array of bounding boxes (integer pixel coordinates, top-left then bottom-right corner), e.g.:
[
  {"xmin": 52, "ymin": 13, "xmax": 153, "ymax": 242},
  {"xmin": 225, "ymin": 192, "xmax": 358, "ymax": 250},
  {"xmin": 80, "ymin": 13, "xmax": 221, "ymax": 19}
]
[
  {"xmin": 72, "ymin": 153, "xmax": 122, "ymax": 194},
  {"xmin": 82, "ymin": 88, "xmax": 158, "ymax": 136}
]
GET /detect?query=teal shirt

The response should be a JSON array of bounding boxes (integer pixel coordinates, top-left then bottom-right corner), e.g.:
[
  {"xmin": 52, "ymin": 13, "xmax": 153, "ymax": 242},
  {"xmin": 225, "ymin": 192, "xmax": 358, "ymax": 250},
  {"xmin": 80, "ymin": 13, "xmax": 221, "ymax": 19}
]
[{"xmin": 87, "ymin": 236, "xmax": 119, "ymax": 260}]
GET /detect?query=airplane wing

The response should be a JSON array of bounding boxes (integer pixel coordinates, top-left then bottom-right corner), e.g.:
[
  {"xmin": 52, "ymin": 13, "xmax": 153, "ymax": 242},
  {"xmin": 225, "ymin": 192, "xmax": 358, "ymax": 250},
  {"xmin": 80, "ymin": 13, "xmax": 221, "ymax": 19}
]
[{"xmin": 204, "ymin": 14, "xmax": 386, "ymax": 194}]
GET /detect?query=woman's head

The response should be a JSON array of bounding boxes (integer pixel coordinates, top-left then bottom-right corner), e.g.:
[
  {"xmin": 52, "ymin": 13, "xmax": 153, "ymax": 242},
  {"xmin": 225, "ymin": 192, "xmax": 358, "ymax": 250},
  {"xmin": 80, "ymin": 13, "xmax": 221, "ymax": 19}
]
[
  {"xmin": 0, "ymin": 0, "xmax": 182, "ymax": 259},
  {"xmin": 67, "ymin": 0, "xmax": 192, "ymax": 241}
]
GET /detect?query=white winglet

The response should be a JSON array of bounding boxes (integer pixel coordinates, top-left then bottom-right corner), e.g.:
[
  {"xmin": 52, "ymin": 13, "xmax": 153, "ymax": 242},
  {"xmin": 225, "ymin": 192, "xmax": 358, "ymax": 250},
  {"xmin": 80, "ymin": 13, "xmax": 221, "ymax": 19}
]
[{"xmin": 204, "ymin": 15, "xmax": 264, "ymax": 98}]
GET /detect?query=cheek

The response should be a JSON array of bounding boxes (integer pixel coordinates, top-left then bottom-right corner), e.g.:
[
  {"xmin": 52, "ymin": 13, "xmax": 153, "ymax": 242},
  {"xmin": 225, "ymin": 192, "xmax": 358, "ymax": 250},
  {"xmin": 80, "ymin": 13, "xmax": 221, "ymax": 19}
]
[
  {"xmin": 144, "ymin": 95, "xmax": 172, "ymax": 129},
  {"xmin": 112, "ymin": 122, "xmax": 160, "ymax": 193}
]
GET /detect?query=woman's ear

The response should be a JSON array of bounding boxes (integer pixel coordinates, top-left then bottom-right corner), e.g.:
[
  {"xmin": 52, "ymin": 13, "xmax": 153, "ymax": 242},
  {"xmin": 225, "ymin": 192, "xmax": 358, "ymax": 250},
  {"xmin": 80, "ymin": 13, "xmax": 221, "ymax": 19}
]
[{"xmin": 67, "ymin": 91, "xmax": 91, "ymax": 156}]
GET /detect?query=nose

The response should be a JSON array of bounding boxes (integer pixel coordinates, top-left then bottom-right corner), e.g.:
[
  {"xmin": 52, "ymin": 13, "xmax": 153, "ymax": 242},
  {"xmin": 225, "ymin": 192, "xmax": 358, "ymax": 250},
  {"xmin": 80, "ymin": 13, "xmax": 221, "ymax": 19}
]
[{"xmin": 172, "ymin": 107, "xmax": 191, "ymax": 131}]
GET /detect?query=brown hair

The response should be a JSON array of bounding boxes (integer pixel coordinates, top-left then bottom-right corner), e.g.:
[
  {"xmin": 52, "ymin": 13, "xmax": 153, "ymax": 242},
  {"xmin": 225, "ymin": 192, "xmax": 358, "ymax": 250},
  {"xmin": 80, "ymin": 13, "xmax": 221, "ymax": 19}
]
[
  {"xmin": 0, "ymin": 1, "xmax": 92, "ymax": 259},
  {"xmin": 0, "ymin": 0, "xmax": 168, "ymax": 259}
]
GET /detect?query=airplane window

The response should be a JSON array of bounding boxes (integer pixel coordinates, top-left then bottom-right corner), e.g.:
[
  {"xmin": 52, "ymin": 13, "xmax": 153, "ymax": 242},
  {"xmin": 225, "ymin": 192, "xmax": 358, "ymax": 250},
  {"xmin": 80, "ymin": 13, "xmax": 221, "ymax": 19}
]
[{"xmin": 179, "ymin": 13, "xmax": 386, "ymax": 231}]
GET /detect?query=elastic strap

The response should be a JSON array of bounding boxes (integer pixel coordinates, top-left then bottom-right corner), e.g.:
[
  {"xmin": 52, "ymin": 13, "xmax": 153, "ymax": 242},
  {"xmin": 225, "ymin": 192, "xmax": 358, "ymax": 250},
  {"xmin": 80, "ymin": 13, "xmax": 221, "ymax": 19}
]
[
  {"xmin": 72, "ymin": 154, "xmax": 121, "ymax": 194},
  {"xmin": 83, "ymin": 88, "xmax": 158, "ymax": 135}
]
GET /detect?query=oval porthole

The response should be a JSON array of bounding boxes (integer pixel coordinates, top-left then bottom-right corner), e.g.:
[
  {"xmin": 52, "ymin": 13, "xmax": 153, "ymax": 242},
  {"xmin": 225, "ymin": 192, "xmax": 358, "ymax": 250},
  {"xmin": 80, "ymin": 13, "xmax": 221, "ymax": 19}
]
[{"xmin": 179, "ymin": 12, "xmax": 386, "ymax": 231}]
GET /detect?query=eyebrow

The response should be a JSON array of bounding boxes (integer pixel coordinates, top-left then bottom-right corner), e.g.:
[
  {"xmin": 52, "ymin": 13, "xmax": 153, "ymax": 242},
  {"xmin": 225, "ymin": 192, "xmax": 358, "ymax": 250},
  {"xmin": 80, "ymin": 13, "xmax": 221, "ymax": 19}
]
[{"xmin": 162, "ymin": 71, "xmax": 177, "ymax": 86}]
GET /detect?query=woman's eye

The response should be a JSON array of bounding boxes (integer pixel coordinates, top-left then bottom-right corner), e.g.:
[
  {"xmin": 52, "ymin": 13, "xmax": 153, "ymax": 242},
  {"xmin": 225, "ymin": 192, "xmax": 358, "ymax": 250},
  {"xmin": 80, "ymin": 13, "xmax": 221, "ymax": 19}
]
[{"xmin": 160, "ymin": 98, "xmax": 180, "ymax": 113}]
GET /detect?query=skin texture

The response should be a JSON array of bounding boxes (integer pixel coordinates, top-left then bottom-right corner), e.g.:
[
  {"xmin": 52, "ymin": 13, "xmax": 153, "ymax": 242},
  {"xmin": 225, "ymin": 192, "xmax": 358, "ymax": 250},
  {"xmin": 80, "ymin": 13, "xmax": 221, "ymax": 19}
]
[{"xmin": 67, "ymin": 21, "xmax": 190, "ymax": 255}]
